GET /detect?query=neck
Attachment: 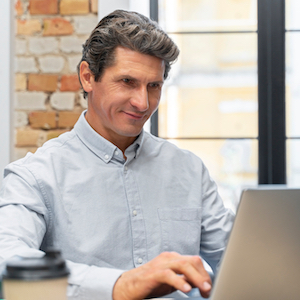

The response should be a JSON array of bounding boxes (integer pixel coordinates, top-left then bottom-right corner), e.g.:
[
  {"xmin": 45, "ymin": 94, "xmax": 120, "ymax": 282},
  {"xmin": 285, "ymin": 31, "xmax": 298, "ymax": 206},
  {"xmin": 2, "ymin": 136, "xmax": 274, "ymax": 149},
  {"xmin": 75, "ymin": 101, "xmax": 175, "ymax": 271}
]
[{"xmin": 84, "ymin": 111, "xmax": 138, "ymax": 154}]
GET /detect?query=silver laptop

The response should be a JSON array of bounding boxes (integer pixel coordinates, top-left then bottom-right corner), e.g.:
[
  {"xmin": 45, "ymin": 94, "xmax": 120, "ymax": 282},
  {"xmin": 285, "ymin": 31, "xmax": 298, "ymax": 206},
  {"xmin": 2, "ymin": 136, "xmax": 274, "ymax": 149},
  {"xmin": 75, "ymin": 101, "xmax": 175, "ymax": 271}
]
[
  {"xmin": 210, "ymin": 187, "xmax": 300, "ymax": 300},
  {"xmin": 161, "ymin": 187, "xmax": 300, "ymax": 300}
]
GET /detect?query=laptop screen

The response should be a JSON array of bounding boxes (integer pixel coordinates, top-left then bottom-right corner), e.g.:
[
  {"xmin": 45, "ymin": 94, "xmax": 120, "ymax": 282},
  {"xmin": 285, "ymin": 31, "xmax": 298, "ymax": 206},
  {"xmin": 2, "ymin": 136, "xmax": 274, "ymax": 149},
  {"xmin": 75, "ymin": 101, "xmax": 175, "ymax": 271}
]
[{"xmin": 210, "ymin": 188, "xmax": 300, "ymax": 300}]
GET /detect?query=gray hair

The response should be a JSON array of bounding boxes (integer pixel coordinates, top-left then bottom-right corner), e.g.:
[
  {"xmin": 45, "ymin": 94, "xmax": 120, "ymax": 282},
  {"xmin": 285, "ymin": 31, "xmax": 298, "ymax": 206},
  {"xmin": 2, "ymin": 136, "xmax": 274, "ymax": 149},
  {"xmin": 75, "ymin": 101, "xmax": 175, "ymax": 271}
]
[{"xmin": 77, "ymin": 9, "xmax": 180, "ymax": 98}]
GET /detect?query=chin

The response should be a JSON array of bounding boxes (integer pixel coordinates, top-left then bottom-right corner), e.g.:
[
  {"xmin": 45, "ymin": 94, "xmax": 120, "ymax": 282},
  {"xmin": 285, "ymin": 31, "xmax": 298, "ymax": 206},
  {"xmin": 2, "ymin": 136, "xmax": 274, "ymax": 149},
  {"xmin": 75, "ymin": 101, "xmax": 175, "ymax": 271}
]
[{"xmin": 119, "ymin": 128, "xmax": 143, "ymax": 138}]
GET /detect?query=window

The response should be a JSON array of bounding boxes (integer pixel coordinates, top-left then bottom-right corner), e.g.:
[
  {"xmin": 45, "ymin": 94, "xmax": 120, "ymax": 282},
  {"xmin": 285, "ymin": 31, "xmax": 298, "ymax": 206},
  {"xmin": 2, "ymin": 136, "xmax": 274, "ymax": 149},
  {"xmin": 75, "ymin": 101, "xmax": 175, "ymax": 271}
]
[
  {"xmin": 152, "ymin": 0, "xmax": 258, "ymax": 211},
  {"xmin": 151, "ymin": 0, "xmax": 296, "ymax": 211}
]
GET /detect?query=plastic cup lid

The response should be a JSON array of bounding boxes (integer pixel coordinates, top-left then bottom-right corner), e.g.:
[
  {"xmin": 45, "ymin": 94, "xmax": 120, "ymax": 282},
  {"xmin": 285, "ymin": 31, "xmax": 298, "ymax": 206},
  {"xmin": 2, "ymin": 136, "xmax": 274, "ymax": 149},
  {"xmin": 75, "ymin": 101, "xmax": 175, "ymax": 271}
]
[{"xmin": 2, "ymin": 250, "xmax": 69, "ymax": 280}]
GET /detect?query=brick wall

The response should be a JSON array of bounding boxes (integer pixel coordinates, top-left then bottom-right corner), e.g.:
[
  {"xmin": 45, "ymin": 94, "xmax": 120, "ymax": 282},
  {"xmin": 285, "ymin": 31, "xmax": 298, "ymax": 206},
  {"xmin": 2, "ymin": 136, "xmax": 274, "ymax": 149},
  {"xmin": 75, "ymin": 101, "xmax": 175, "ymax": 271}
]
[{"xmin": 14, "ymin": 0, "xmax": 98, "ymax": 160}]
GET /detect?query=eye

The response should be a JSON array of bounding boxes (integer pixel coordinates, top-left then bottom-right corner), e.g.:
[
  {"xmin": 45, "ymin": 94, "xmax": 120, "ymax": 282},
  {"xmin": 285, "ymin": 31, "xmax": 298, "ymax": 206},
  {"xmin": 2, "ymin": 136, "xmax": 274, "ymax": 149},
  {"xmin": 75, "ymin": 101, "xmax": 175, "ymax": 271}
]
[
  {"xmin": 148, "ymin": 83, "xmax": 161, "ymax": 89},
  {"xmin": 122, "ymin": 78, "xmax": 134, "ymax": 85}
]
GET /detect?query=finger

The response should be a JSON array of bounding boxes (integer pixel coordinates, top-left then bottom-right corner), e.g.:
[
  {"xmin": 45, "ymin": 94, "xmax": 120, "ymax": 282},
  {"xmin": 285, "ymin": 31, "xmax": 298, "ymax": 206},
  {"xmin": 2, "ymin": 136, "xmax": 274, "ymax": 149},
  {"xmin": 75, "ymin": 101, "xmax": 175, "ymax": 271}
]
[
  {"xmin": 166, "ymin": 255, "xmax": 212, "ymax": 296},
  {"xmin": 169, "ymin": 255, "xmax": 211, "ymax": 282},
  {"xmin": 199, "ymin": 281, "xmax": 212, "ymax": 298},
  {"xmin": 154, "ymin": 268, "xmax": 192, "ymax": 294}
]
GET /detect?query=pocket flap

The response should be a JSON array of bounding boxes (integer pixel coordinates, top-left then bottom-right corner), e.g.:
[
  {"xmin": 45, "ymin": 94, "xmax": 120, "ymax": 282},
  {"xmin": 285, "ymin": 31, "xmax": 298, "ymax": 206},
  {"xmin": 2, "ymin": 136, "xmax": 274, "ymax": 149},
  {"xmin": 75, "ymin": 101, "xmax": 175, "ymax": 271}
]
[{"xmin": 158, "ymin": 207, "xmax": 201, "ymax": 221}]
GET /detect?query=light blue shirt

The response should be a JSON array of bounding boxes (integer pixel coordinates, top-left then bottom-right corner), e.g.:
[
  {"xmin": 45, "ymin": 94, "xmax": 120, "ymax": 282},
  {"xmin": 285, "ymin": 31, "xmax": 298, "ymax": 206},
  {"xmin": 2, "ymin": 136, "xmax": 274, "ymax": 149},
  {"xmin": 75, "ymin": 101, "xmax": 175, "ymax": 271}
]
[{"xmin": 0, "ymin": 111, "xmax": 234, "ymax": 299}]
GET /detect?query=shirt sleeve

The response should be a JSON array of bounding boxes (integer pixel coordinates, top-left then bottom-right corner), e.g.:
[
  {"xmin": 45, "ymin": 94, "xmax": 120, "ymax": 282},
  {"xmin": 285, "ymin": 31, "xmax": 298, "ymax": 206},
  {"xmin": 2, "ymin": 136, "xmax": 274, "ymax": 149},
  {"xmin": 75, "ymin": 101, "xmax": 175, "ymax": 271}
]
[
  {"xmin": 0, "ymin": 165, "xmax": 124, "ymax": 300},
  {"xmin": 66, "ymin": 261, "xmax": 125, "ymax": 300},
  {"xmin": 199, "ymin": 163, "xmax": 235, "ymax": 274}
]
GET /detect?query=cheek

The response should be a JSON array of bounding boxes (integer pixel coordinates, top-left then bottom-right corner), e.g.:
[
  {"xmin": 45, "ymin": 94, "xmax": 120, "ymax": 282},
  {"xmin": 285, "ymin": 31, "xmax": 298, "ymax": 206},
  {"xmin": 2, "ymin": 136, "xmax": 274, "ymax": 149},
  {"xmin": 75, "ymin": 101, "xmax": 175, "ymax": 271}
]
[
  {"xmin": 149, "ymin": 91, "xmax": 161, "ymax": 108},
  {"xmin": 94, "ymin": 92, "xmax": 124, "ymax": 113}
]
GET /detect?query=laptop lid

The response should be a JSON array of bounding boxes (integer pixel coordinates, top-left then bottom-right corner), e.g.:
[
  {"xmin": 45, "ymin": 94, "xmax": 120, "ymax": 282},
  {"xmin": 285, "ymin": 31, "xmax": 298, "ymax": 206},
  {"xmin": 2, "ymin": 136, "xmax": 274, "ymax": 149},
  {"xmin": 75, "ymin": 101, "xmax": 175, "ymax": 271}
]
[{"xmin": 210, "ymin": 188, "xmax": 300, "ymax": 300}]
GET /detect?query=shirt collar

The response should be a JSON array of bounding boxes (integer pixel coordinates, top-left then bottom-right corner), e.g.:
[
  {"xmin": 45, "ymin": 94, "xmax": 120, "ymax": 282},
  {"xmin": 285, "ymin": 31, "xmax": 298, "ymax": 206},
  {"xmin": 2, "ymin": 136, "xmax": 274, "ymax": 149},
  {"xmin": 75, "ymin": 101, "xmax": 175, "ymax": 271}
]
[
  {"xmin": 74, "ymin": 110, "xmax": 144, "ymax": 163},
  {"xmin": 125, "ymin": 130, "xmax": 144, "ymax": 161}
]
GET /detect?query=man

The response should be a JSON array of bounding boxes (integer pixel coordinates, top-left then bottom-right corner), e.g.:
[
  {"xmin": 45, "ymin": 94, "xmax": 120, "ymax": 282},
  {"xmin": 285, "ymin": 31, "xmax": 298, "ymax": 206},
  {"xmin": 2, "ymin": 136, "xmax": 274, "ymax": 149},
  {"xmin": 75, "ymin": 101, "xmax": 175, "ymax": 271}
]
[{"xmin": 0, "ymin": 10, "xmax": 234, "ymax": 300}]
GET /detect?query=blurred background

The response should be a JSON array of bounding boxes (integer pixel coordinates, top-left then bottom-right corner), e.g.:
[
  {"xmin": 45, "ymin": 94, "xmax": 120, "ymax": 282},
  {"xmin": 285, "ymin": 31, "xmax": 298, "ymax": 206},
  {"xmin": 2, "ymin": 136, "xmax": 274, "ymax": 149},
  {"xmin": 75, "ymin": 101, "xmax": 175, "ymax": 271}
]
[{"xmin": 0, "ymin": 0, "xmax": 299, "ymax": 212}]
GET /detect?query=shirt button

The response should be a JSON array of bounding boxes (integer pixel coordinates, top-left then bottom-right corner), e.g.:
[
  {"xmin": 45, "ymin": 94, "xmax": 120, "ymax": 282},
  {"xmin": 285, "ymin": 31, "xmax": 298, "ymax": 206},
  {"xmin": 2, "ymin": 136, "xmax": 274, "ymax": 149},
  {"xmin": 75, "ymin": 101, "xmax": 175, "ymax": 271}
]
[
  {"xmin": 115, "ymin": 150, "xmax": 119, "ymax": 156},
  {"xmin": 137, "ymin": 258, "xmax": 143, "ymax": 264},
  {"xmin": 133, "ymin": 210, "xmax": 137, "ymax": 216},
  {"xmin": 124, "ymin": 166, "xmax": 128, "ymax": 171},
  {"xmin": 104, "ymin": 154, "xmax": 109, "ymax": 160}
]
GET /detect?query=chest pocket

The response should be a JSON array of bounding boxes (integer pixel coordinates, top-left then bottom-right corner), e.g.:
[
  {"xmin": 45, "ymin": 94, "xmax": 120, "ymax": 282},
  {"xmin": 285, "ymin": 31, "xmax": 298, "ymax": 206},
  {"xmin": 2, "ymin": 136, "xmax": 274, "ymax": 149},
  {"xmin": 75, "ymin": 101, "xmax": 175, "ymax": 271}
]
[{"xmin": 158, "ymin": 207, "xmax": 202, "ymax": 255}]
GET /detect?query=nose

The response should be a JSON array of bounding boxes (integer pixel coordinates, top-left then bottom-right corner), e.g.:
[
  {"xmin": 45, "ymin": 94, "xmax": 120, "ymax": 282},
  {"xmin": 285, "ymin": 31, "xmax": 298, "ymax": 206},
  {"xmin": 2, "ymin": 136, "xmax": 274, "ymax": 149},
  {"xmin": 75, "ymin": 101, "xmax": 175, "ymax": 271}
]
[{"xmin": 130, "ymin": 86, "xmax": 149, "ymax": 112}]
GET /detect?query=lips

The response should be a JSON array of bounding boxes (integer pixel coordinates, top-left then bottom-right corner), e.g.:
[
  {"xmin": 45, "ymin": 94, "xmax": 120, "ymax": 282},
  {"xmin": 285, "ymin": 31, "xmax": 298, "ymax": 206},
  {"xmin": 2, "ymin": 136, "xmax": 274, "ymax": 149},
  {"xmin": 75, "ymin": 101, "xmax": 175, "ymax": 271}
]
[{"xmin": 124, "ymin": 111, "xmax": 146, "ymax": 120}]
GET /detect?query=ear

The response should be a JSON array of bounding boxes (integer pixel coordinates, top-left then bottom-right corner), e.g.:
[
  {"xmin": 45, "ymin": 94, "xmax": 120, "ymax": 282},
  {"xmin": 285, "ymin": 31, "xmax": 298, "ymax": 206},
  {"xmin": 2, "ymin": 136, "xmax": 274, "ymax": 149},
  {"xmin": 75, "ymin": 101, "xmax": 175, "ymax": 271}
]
[{"xmin": 79, "ymin": 61, "xmax": 94, "ymax": 94}]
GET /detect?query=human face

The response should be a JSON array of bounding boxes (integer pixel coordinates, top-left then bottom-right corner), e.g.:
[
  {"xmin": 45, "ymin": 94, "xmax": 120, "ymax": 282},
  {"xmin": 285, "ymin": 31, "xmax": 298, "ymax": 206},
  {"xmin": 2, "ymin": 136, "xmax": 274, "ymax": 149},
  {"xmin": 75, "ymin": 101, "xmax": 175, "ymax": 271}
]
[{"xmin": 80, "ymin": 46, "xmax": 165, "ymax": 152}]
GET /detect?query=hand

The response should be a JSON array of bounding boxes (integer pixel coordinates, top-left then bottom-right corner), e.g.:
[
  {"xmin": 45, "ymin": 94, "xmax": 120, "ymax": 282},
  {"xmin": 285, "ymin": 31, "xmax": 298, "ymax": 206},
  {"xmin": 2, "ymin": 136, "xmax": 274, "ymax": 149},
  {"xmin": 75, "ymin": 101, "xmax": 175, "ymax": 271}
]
[{"xmin": 112, "ymin": 251, "xmax": 212, "ymax": 300}]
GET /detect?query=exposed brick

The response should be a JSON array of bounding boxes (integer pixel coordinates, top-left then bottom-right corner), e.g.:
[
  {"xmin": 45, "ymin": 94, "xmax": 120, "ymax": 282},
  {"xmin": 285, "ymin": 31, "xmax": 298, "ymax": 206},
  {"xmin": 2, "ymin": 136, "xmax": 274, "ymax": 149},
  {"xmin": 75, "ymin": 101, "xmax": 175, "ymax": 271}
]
[
  {"xmin": 43, "ymin": 18, "xmax": 73, "ymax": 36},
  {"xmin": 46, "ymin": 129, "xmax": 68, "ymax": 140},
  {"xmin": 50, "ymin": 92, "xmax": 75, "ymax": 110},
  {"xmin": 29, "ymin": 37, "xmax": 58, "ymax": 55},
  {"xmin": 60, "ymin": 0, "xmax": 89, "ymax": 15},
  {"xmin": 15, "ymin": 0, "xmax": 24, "ymax": 16},
  {"xmin": 15, "ymin": 39, "xmax": 27, "ymax": 55},
  {"xmin": 15, "ymin": 74, "xmax": 27, "ymax": 91},
  {"xmin": 15, "ymin": 92, "xmax": 47, "ymax": 111},
  {"xmin": 91, "ymin": 0, "xmax": 98, "ymax": 13},
  {"xmin": 39, "ymin": 56, "xmax": 65, "ymax": 73},
  {"xmin": 73, "ymin": 15, "xmax": 98, "ymax": 34},
  {"xmin": 29, "ymin": 111, "xmax": 57, "ymax": 129},
  {"xmin": 60, "ymin": 36, "xmax": 84, "ymax": 53},
  {"xmin": 58, "ymin": 111, "xmax": 81, "ymax": 128},
  {"xmin": 60, "ymin": 74, "xmax": 80, "ymax": 91},
  {"xmin": 17, "ymin": 19, "xmax": 42, "ymax": 35},
  {"xmin": 16, "ymin": 129, "xmax": 46, "ymax": 147},
  {"xmin": 13, "ymin": 147, "xmax": 38, "ymax": 161},
  {"xmin": 28, "ymin": 74, "xmax": 58, "ymax": 92},
  {"xmin": 15, "ymin": 57, "xmax": 38, "ymax": 73},
  {"xmin": 67, "ymin": 55, "xmax": 82, "ymax": 72},
  {"xmin": 14, "ymin": 0, "xmax": 96, "ymax": 156},
  {"xmin": 29, "ymin": 0, "xmax": 58, "ymax": 15},
  {"xmin": 14, "ymin": 111, "xmax": 28, "ymax": 128}
]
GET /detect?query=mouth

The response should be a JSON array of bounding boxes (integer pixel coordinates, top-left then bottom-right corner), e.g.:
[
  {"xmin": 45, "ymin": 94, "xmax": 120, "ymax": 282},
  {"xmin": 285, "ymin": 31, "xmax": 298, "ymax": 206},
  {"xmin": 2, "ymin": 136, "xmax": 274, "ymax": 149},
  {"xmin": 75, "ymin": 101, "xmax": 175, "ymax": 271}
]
[{"xmin": 124, "ymin": 112, "xmax": 146, "ymax": 120}]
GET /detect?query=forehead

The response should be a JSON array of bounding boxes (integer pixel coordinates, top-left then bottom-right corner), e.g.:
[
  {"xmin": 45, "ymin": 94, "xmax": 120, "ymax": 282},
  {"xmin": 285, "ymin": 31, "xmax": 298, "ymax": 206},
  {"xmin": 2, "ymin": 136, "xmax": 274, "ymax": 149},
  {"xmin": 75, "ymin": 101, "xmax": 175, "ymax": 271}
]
[{"xmin": 109, "ymin": 46, "xmax": 165, "ymax": 80}]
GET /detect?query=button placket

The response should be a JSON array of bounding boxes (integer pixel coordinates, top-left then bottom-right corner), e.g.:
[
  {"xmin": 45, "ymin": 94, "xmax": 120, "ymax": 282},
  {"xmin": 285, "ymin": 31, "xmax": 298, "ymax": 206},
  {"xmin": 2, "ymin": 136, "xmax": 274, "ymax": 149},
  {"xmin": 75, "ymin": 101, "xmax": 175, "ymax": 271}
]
[{"xmin": 123, "ymin": 163, "xmax": 147, "ymax": 267}]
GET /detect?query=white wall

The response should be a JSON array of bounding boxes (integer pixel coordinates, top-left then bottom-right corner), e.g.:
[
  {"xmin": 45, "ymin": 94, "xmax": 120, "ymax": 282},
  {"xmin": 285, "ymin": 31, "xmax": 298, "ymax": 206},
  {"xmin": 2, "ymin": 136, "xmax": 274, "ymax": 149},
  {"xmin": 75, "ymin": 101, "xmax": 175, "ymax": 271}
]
[
  {"xmin": 0, "ymin": 0, "xmax": 14, "ymax": 186},
  {"xmin": 98, "ymin": 0, "xmax": 149, "ymax": 19}
]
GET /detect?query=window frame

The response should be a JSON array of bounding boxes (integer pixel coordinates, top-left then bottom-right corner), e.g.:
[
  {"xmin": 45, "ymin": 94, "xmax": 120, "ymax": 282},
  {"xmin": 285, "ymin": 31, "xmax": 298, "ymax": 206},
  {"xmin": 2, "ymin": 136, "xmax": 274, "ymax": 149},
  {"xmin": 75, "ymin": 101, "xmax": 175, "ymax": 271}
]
[
  {"xmin": 258, "ymin": 0, "xmax": 286, "ymax": 184},
  {"xmin": 151, "ymin": 0, "xmax": 287, "ymax": 185}
]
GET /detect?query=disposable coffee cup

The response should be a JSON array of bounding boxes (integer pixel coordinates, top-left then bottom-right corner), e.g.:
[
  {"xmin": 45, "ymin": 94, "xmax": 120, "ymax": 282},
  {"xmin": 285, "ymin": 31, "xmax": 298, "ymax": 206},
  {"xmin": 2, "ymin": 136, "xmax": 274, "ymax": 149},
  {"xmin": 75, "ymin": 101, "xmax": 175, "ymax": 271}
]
[
  {"xmin": 2, "ymin": 250, "xmax": 69, "ymax": 300},
  {"xmin": 0, "ymin": 279, "xmax": 3, "ymax": 299}
]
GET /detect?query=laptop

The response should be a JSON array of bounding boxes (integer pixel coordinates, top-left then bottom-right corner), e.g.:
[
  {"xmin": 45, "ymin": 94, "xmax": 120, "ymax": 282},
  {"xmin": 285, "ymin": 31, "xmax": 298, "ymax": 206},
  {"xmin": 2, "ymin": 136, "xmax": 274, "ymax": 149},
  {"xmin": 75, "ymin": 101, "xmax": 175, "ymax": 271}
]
[{"xmin": 161, "ymin": 187, "xmax": 300, "ymax": 300}]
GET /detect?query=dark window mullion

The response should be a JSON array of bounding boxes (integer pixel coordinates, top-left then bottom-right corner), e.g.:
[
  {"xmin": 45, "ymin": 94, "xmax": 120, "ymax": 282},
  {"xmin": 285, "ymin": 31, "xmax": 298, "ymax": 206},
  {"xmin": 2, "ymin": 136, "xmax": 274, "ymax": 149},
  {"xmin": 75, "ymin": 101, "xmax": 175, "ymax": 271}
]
[
  {"xmin": 258, "ymin": 0, "xmax": 286, "ymax": 184},
  {"xmin": 150, "ymin": 0, "xmax": 159, "ymax": 137}
]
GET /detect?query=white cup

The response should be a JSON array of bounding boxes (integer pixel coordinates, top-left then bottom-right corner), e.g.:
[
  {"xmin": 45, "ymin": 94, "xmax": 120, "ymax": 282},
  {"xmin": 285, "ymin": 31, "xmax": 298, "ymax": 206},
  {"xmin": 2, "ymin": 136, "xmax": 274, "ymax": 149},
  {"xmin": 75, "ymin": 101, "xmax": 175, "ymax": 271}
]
[{"xmin": 2, "ymin": 250, "xmax": 69, "ymax": 300}]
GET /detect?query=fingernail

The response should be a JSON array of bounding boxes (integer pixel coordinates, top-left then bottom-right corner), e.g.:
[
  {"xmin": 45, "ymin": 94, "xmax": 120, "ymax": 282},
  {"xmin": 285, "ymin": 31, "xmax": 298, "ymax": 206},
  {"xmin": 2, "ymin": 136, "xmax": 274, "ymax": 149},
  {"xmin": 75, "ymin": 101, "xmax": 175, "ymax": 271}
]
[
  {"xmin": 183, "ymin": 283, "xmax": 192, "ymax": 292},
  {"xmin": 203, "ymin": 281, "xmax": 212, "ymax": 291}
]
